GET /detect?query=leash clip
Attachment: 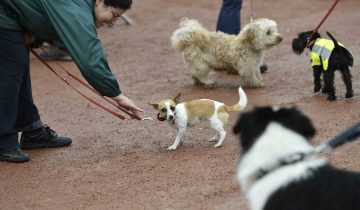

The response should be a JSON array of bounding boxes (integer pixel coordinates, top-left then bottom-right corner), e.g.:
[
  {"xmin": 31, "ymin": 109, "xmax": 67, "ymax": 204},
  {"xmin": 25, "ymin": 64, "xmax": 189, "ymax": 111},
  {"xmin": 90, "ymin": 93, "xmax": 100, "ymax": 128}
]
[
  {"xmin": 123, "ymin": 116, "xmax": 156, "ymax": 121},
  {"xmin": 142, "ymin": 117, "xmax": 156, "ymax": 121}
]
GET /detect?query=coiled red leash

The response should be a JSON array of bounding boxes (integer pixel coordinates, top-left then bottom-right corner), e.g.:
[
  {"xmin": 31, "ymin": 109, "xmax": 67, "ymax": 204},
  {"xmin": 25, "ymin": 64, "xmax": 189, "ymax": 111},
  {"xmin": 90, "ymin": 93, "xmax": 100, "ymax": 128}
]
[
  {"xmin": 307, "ymin": 0, "xmax": 341, "ymax": 47},
  {"xmin": 28, "ymin": 47, "xmax": 142, "ymax": 120}
]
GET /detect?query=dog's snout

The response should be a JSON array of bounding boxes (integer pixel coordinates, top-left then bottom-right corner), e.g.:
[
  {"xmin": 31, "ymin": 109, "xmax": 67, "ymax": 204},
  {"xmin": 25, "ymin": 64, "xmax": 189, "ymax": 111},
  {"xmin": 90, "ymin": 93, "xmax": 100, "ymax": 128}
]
[
  {"xmin": 277, "ymin": 36, "xmax": 283, "ymax": 43},
  {"xmin": 169, "ymin": 115, "xmax": 174, "ymax": 120}
]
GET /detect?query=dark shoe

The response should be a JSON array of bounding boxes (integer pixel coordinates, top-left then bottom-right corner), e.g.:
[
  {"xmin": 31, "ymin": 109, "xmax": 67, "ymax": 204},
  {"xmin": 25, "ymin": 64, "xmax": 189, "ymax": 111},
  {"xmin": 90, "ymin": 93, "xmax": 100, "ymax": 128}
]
[
  {"xmin": 260, "ymin": 64, "xmax": 268, "ymax": 73},
  {"xmin": 40, "ymin": 47, "xmax": 72, "ymax": 61},
  {"xmin": 20, "ymin": 125, "xmax": 72, "ymax": 150},
  {"xmin": 0, "ymin": 148, "xmax": 29, "ymax": 163}
]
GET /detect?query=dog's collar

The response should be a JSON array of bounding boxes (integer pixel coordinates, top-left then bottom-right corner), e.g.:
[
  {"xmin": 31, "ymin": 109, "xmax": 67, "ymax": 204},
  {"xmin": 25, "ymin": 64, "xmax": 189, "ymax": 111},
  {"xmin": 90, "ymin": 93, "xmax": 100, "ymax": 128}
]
[
  {"xmin": 255, "ymin": 152, "xmax": 308, "ymax": 180},
  {"xmin": 170, "ymin": 113, "xmax": 176, "ymax": 124},
  {"xmin": 307, "ymin": 40, "xmax": 315, "ymax": 48}
]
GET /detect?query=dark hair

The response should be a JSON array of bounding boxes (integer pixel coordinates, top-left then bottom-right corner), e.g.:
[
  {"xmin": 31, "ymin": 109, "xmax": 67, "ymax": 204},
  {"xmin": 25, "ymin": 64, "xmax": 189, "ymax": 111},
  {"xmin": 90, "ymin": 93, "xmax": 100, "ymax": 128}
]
[{"xmin": 104, "ymin": 0, "xmax": 132, "ymax": 9}]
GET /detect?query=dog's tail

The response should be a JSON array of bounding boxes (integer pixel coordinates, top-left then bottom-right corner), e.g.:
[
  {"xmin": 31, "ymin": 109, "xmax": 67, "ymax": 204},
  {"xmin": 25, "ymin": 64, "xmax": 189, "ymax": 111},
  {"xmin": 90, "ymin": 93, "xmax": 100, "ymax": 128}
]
[
  {"xmin": 326, "ymin": 31, "xmax": 354, "ymax": 67},
  {"xmin": 171, "ymin": 17, "xmax": 209, "ymax": 51},
  {"xmin": 326, "ymin": 31, "xmax": 340, "ymax": 48},
  {"xmin": 225, "ymin": 86, "xmax": 248, "ymax": 113}
]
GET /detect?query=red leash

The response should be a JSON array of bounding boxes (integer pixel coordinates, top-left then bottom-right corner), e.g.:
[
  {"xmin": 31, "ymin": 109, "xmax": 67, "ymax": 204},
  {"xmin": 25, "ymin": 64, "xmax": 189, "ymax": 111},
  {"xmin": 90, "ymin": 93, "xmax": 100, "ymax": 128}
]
[
  {"xmin": 307, "ymin": 0, "xmax": 341, "ymax": 47},
  {"xmin": 28, "ymin": 47, "xmax": 141, "ymax": 120}
]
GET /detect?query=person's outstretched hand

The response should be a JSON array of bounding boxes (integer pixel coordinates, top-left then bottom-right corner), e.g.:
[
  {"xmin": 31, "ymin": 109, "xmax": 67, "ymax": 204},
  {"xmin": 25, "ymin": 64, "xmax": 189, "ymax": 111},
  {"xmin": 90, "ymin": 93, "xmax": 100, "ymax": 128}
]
[{"xmin": 112, "ymin": 94, "xmax": 144, "ymax": 120}]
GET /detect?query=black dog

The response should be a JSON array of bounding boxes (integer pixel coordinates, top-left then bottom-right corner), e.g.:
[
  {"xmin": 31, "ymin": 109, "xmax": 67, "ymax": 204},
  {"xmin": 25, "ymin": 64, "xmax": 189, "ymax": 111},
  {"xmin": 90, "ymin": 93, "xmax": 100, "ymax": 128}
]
[
  {"xmin": 292, "ymin": 31, "xmax": 354, "ymax": 101},
  {"xmin": 233, "ymin": 106, "xmax": 360, "ymax": 210}
]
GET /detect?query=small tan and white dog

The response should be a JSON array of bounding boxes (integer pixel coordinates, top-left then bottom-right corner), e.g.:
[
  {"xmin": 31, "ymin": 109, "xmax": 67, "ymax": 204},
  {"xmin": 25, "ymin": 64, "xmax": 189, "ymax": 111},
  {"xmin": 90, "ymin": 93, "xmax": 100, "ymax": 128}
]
[
  {"xmin": 171, "ymin": 18, "xmax": 282, "ymax": 87},
  {"xmin": 150, "ymin": 87, "xmax": 247, "ymax": 150}
]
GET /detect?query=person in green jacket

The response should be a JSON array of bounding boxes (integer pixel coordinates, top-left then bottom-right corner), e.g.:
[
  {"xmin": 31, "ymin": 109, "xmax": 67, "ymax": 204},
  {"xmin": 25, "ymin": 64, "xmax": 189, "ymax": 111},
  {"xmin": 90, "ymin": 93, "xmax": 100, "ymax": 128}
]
[{"xmin": 0, "ymin": 0, "xmax": 143, "ymax": 163}]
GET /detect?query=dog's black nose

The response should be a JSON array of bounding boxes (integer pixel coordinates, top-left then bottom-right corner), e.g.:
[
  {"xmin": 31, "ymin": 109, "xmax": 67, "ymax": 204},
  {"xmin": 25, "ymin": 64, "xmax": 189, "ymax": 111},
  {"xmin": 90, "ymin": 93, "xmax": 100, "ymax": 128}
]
[{"xmin": 169, "ymin": 115, "xmax": 174, "ymax": 120}]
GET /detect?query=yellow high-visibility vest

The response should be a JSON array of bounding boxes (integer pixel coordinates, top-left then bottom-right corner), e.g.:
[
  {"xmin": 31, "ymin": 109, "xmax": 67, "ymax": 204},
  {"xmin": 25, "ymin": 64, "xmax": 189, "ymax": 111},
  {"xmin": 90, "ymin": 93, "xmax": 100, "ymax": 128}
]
[{"xmin": 310, "ymin": 38, "xmax": 345, "ymax": 71}]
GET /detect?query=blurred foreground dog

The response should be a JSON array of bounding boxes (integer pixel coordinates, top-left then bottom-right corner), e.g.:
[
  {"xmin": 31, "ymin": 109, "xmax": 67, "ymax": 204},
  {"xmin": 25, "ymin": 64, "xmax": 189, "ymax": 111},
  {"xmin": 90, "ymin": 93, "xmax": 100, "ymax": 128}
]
[
  {"xmin": 150, "ymin": 87, "xmax": 247, "ymax": 150},
  {"xmin": 292, "ymin": 31, "xmax": 354, "ymax": 101},
  {"xmin": 233, "ymin": 106, "xmax": 360, "ymax": 210},
  {"xmin": 171, "ymin": 18, "xmax": 282, "ymax": 88}
]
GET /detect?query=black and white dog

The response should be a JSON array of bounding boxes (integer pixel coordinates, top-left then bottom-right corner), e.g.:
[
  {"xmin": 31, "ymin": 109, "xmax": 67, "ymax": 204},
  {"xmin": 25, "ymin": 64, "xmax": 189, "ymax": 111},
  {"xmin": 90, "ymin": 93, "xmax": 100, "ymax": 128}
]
[
  {"xmin": 292, "ymin": 31, "xmax": 354, "ymax": 101},
  {"xmin": 233, "ymin": 106, "xmax": 360, "ymax": 210}
]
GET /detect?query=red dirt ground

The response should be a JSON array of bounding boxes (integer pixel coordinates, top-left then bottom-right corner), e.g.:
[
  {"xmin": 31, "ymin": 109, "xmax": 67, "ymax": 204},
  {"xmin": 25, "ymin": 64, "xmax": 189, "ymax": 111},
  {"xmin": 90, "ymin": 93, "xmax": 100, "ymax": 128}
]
[{"xmin": 1, "ymin": 0, "xmax": 360, "ymax": 209}]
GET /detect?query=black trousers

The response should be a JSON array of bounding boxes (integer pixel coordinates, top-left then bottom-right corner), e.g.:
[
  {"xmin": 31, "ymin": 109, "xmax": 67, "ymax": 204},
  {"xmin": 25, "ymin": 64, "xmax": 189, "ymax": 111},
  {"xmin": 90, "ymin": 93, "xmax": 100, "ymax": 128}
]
[
  {"xmin": 216, "ymin": 0, "xmax": 243, "ymax": 35},
  {"xmin": 0, "ymin": 28, "xmax": 43, "ymax": 152}
]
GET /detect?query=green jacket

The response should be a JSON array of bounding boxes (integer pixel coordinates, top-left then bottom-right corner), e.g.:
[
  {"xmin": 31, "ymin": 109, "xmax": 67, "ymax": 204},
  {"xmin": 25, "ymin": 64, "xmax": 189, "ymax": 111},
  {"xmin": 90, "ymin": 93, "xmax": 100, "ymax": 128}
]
[{"xmin": 0, "ymin": 0, "xmax": 121, "ymax": 97}]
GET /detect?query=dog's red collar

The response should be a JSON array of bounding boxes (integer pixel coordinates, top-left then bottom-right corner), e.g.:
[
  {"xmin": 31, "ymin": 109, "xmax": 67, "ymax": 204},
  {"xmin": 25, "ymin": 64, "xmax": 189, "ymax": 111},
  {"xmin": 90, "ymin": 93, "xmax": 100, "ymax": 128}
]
[
  {"xmin": 171, "ymin": 115, "xmax": 176, "ymax": 124},
  {"xmin": 306, "ymin": 39, "xmax": 316, "ymax": 49}
]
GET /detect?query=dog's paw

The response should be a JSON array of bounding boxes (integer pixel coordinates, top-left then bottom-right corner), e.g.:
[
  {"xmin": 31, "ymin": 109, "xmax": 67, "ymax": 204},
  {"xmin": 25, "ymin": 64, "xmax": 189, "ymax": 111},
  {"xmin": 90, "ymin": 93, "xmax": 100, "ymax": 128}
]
[
  {"xmin": 314, "ymin": 85, "xmax": 321, "ymax": 93},
  {"xmin": 346, "ymin": 91, "xmax": 353, "ymax": 98},
  {"xmin": 214, "ymin": 143, "xmax": 223, "ymax": 148},
  {"xmin": 193, "ymin": 81, "xmax": 215, "ymax": 88},
  {"xmin": 327, "ymin": 95, "xmax": 337, "ymax": 101},
  {"xmin": 192, "ymin": 77, "xmax": 215, "ymax": 87},
  {"xmin": 208, "ymin": 137, "xmax": 218, "ymax": 142},
  {"xmin": 252, "ymin": 83, "xmax": 264, "ymax": 88},
  {"xmin": 167, "ymin": 145, "xmax": 178, "ymax": 150}
]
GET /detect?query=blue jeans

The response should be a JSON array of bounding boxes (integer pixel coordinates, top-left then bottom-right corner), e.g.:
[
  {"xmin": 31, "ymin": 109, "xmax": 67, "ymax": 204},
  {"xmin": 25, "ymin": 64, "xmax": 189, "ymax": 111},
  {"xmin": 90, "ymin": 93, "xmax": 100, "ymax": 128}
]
[
  {"xmin": 0, "ymin": 28, "xmax": 43, "ymax": 151},
  {"xmin": 216, "ymin": 0, "xmax": 243, "ymax": 35}
]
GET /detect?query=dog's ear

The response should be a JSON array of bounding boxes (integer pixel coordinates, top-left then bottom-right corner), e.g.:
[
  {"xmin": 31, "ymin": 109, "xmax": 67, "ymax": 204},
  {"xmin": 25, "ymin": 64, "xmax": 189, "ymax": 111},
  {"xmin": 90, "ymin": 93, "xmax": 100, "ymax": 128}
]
[
  {"xmin": 148, "ymin": 102, "xmax": 159, "ymax": 110},
  {"xmin": 292, "ymin": 37, "xmax": 306, "ymax": 54},
  {"xmin": 233, "ymin": 114, "xmax": 248, "ymax": 135},
  {"xmin": 233, "ymin": 107, "xmax": 264, "ymax": 151},
  {"xmin": 173, "ymin": 93, "xmax": 181, "ymax": 104},
  {"xmin": 180, "ymin": 17, "xmax": 189, "ymax": 23},
  {"xmin": 239, "ymin": 24, "xmax": 257, "ymax": 43},
  {"xmin": 233, "ymin": 108, "xmax": 261, "ymax": 135},
  {"xmin": 286, "ymin": 107, "xmax": 316, "ymax": 139}
]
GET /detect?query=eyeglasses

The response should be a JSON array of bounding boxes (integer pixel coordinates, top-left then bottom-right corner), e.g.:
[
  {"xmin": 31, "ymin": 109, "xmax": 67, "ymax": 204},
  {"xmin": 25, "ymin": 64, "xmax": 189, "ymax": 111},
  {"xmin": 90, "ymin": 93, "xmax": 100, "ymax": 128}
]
[
  {"xmin": 112, "ymin": 11, "xmax": 120, "ymax": 18},
  {"xmin": 111, "ymin": 10, "xmax": 121, "ymax": 18}
]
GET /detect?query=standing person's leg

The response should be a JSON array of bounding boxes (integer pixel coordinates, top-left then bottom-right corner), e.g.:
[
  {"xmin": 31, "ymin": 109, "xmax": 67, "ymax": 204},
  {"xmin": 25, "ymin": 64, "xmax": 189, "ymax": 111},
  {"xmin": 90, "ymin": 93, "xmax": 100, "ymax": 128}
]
[
  {"xmin": 216, "ymin": 0, "xmax": 243, "ymax": 35},
  {"xmin": 17, "ymin": 46, "xmax": 72, "ymax": 150},
  {"xmin": 52, "ymin": 39, "xmax": 68, "ymax": 51},
  {"xmin": 0, "ymin": 29, "xmax": 72, "ymax": 163},
  {"xmin": 18, "ymin": 64, "xmax": 72, "ymax": 150},
  {"xmin": 17, "ymin": 50, "xmax": 72, "ymax": 149},
  {"xmin": 15, "ymin": 62, "xmax": 73, "ymax": 149},
  {"xmin": 0, "ymin": 28, "xmax": 33, "ymax": 163},
  {"xmin": 40, "ymin": 39, "xmax": 72, "ymax": 61}
]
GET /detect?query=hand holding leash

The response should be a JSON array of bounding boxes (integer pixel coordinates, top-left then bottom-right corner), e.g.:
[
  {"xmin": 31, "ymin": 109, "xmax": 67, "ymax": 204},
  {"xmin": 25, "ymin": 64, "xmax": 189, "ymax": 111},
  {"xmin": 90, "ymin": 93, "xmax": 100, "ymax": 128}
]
[{"xmin": 112, "ymin": 94, "xmax": 144, "ymax": 120}]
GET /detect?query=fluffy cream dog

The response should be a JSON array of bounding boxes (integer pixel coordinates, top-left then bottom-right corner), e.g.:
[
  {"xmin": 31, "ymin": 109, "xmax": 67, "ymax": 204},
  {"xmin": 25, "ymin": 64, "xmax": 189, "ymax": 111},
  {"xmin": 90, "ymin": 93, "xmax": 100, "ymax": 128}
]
[{"xmin": 171, "ymin": 18, "xmax": 282, "ymax": 87}]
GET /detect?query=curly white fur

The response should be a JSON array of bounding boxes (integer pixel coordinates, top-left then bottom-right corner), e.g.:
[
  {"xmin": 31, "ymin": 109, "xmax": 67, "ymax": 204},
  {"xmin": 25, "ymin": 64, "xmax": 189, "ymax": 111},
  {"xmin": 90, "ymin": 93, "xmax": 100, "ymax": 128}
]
[{"xmin": 171, "ymin": 18, "xmax": 282, "ymax": 87}]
